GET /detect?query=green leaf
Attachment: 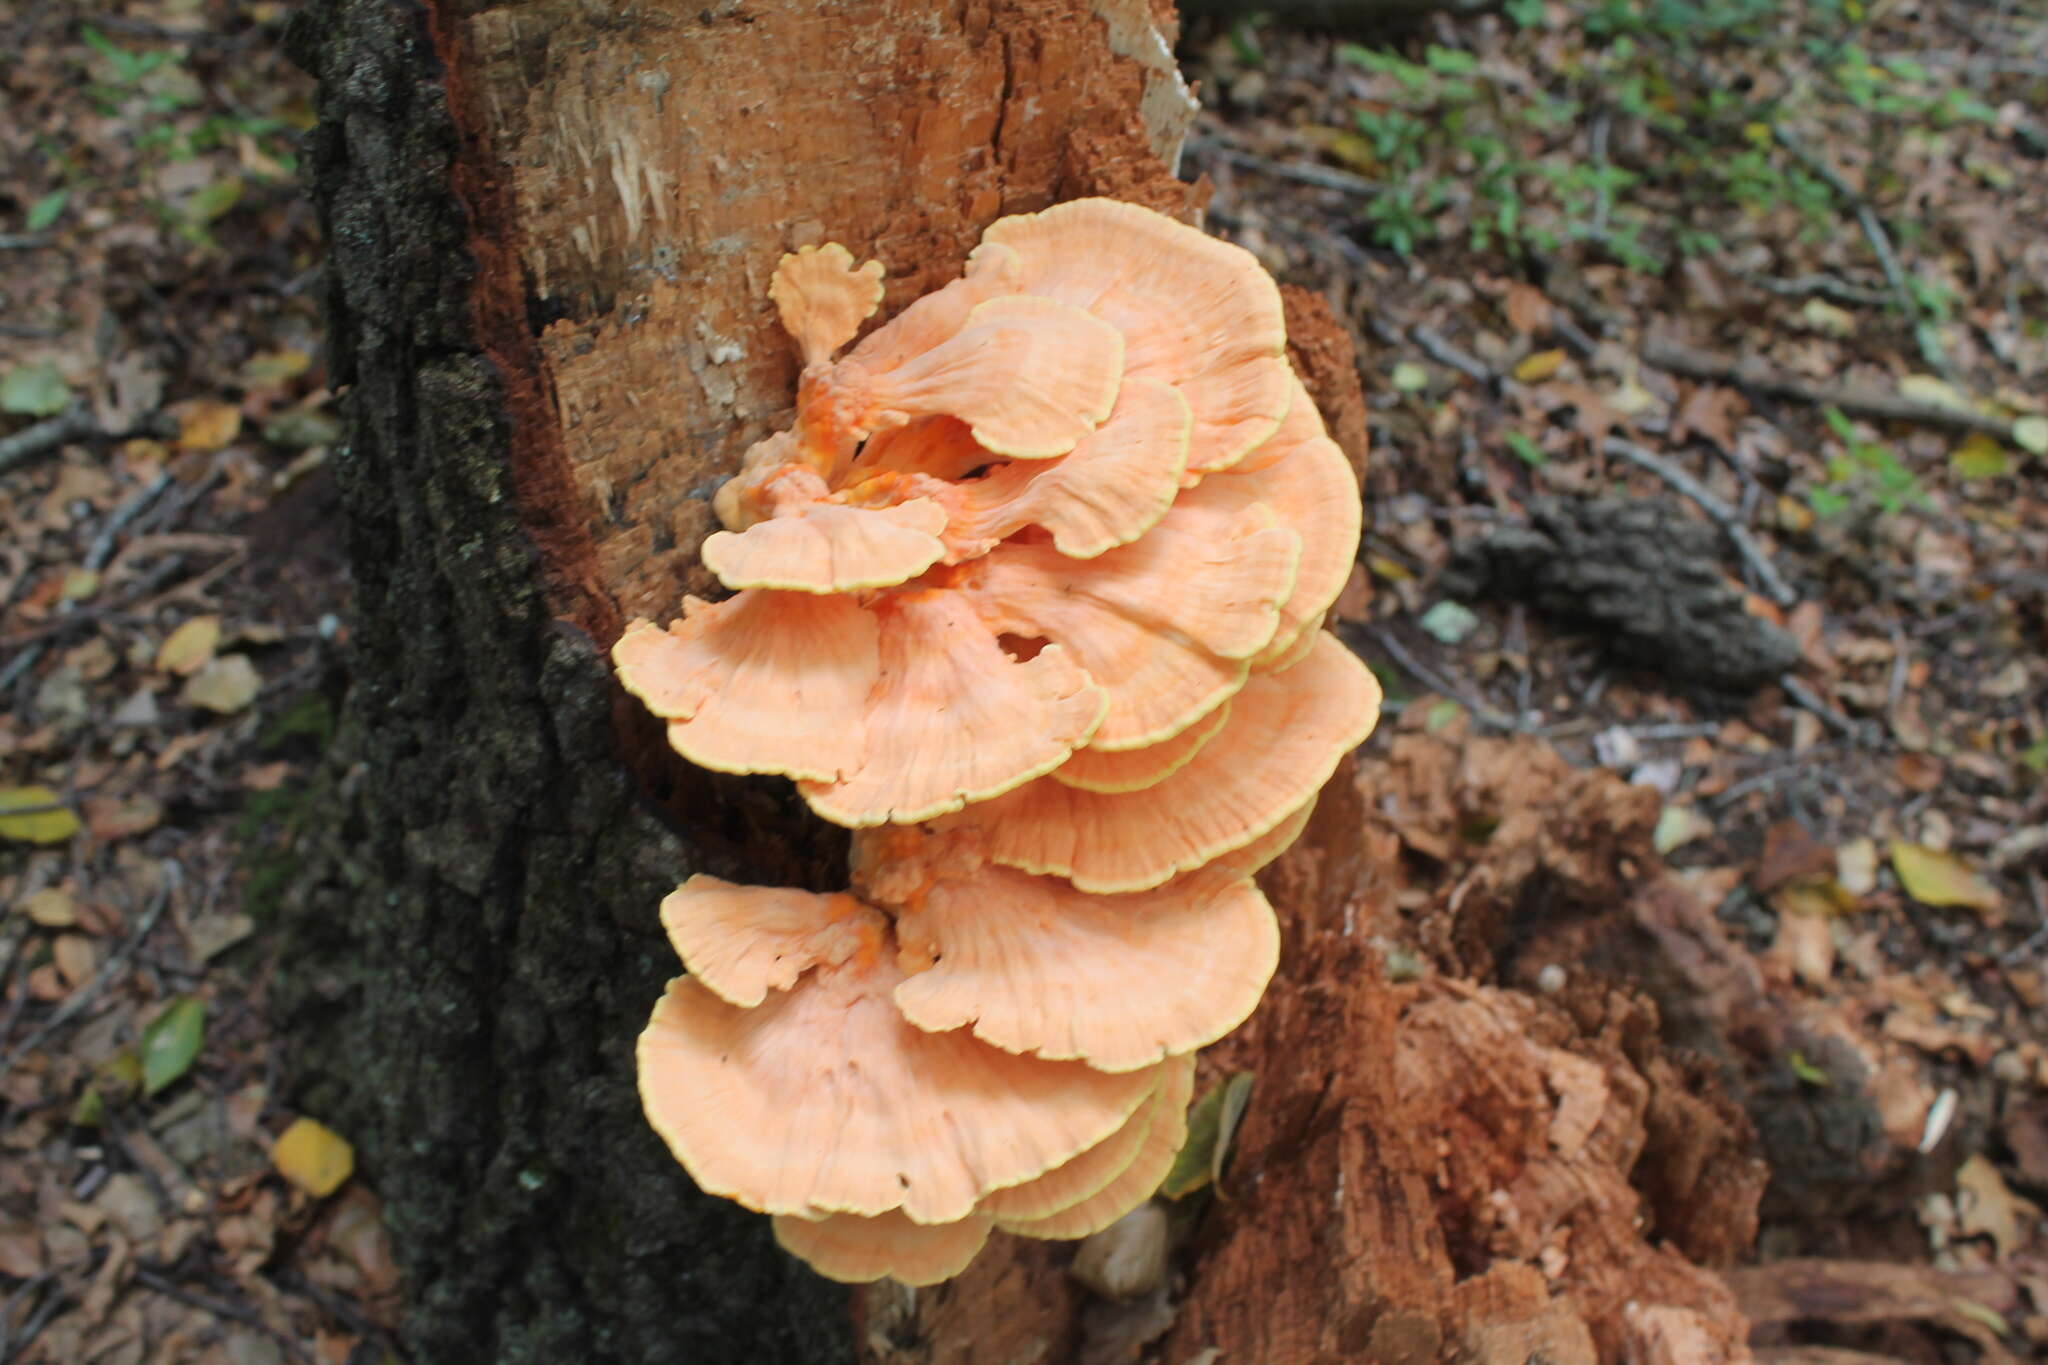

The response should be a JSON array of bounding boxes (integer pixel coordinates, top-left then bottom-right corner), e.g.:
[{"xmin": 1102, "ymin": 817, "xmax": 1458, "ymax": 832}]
[
  {"xmin": 1390, "ymin": 361, "xmax": 1430, "ymax": 393},
  {"xmin": 0, "ymin": 786, "xmax": 81, "ymax": 844},
  {"xmin": 185, "ymin": 175, "xmax": 243, "ymax": 226},
  {"xmin": 1786, "ymin": 1049, "xmax": 1831, "ymax": 1087},
  {"xmin": 26, "ymin": 190, "xmax": 67, "ymax": 232},
  {"xmin": 1418, "ymin": 599, "xmax": 1480, "ymax": 645},
  {"xmin": 0, "ymin": 363, "xmax": 71, "ymax": 418},
  {"xmin": 1950, "ymin": 433, "xmax": 2010, "ymax": 480},
  {"xmin": 139, "ymin": 997, "xmax": 206, "ymax": 1095},
  {"xmin": 1503, "ymin": 431, "xmax": 1547, "ymax": 466},
  {"xmin": 1159, "ymin": 1073, "xmax": 1255, "ymax": 1200},
  {"xmin": 1822, "ymin": 405, "xmax": 1857, "ymax": 442},
  {"xmin": 1425, "ymin": 45, "xmax": 1478, "ymax": 74},
  {"xmin": 2022, "ymin": 737, "xmax": 2048, "ymax": 774}
]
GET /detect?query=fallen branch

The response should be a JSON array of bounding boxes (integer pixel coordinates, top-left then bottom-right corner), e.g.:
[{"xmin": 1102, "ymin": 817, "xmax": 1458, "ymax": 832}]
[
  {"xmin": 0, "ymin": 405, "xmax": 97, "ymax": 474},
  {"xmin": 1602, "ymin": 437, "xmax": 1799, "ymax": 607},
  {"xmin": 1186, "ymin": 136, "xmax": 1384, "ymax": 198},
  {"xmin": 1773, "ymin": 125, "xmax": 1955, "ymax": 380},
  {"xmin": 1642, "ymin": 340, "xmax": 2022, "ymax": 441},
  {"xmin": 1361, "ymin": 624, "xmax": 1525, "ymax": 731}
]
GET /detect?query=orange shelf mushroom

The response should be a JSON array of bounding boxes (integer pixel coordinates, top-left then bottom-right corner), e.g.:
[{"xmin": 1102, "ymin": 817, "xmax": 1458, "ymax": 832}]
[{"xmin": 617, "ymin": 198, "xmax": 1378, "ymax": 1286}]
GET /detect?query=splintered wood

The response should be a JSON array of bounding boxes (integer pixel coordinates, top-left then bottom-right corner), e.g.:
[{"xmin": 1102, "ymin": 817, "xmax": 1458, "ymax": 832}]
[{"xmin": 430, "ymin": 0, "xmax": 1199, "ymax": 625}]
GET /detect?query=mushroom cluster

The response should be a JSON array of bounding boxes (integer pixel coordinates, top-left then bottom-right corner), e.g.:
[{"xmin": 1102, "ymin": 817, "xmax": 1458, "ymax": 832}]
[{"xmin": 616, "ymin": 199, "xmax": 1380, "ymax": 1285}]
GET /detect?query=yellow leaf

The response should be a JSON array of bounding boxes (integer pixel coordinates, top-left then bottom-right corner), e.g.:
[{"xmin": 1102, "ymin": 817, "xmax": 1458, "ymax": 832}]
[
  {"xmin": 175, "ymin": 400, "xmax": 244, "ymax": 454},
  {"xmin": 1889, "ymin": 841, "xmax": 2001, "ymax": 915},
  {"xmin": 1367, "ymin": 554, "xmax": 1413, "ymax": 583},
  {"xmin": 1512, "ymin": 348, "xmax": 1567, "ymax": 384},
  {"xmin": 274, "ymin": 1117, "xmax": 354, "ymax": 1197},
  {"xmin": 0, "ymin": 787, "xmax": 81, "ymax": 845},
  {"xmin": 1897, "ymin": 374, "xmax": 1967, "ymax": 410},
  {"xmin": 1950, "ymin": 432, "xmax": 2009, "ymax": 480},
  {"xmin": 239, "ymin": 349, "xmax": 312, "ymax": 388},
  {"xmin": 60, "ymin": 568, "xmax": 100, "ymax": 601},
  {"xmin": 156, "ymin": 616, "xmax": 223, "ymax": 676},
  {"xmin": 181, "ymin": 654, "xmax": 262, "ymax": 714},
  {"xmin": 21, "ymin": 888, "xmax": 78, "ymax": 927}
]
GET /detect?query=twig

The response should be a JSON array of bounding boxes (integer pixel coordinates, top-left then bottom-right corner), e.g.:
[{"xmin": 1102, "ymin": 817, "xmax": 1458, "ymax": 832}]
[
  {"xmin": 0, "ymin": 233, "xmax": 55, "ymax": 251},
  {"xmin": 1362, "ymin": 625, "xmax": 1523, "ymax": 731},
  {"xmin": 1780, "ymin": 674, "xmax": 1863, "ymax": 740},
  {"xmin": 0, "ymin": 866, "xmax": 178, "ymax": 1080},
  {"xmin": 1642, "ymin": 340, "xmax": 2020, "ymax": 440},
  {"xmin": 1772, "ymin": 126, "xmax": 1954, "ymax": 380},
  {"xmin": 0, "ymin": 1270, "xmax": 64, "ymax": 1364},
  {"xmin": 1411, "ymin": 326, "xmax": 1496, "ymax": 386},
  {"xmin": 0, "ymin": 405, "xmax": 97, "ymax": 474},
  {"xmin": 1602, "ymin": 437, "xmax": 1799, "ymax": 607},
  {"xmin": 131, "ymin": 1268, "xmax": 314, "ymax": 1365},
  {"xmin": 1742, "ymin": 272, "xmax": 1895, "ymax": 307},
  {"xmin": 1187, "ymin": 137, "xmax": 1384, "ymax": 198},
  {"xmin": 84, "ymin": 472, "xmax": 175, "ymax": 572}
]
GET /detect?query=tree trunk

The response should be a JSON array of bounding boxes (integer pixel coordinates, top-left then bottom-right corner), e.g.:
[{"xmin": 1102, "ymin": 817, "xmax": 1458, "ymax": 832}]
[{"xmin": 278, "ymin": 2, "xmax": 1199, "ymax": 1362}]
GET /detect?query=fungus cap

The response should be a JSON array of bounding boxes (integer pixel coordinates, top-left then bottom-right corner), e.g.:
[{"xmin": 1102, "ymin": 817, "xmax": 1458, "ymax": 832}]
[
  {"xmin": 638, "ymin": 957, "xmax": 1157, "ymax": 1223},
  {"xmin": 934, "ymin": 377, "xmax": 1191, "ymax": 562},
  {"xmin": 977, "ymin": 199, "xmax": 1291, "ymax": 472},
  {"xmin": 700, "ymin": 497, "xmax": 949, "ymax": 593},
  {"xmin": 973, "ymin": 1066, "xmax": 1169, "ymax": 1222},
  {"xmin": 770, "ymin": 1208, "xmax": 992, "ymax": 1287},
  {"xmin": 798, "ymin": 590, "xmax": 1106, "ymax": 827},
  {"xmin": 891, "ymin": 866, "xmax": 1279, "ymax": 1072},
  {"xmin": 770, "ymin": 243, "xmax": 886, "ymax": 367},
  {"xmin": 939, "ymin": 632, "xmax": 1381, "ymax": 892},
  {"xmin": 961, "ymin": 494, "xmax": 1299, "ymax": 751},
  {"xmin": 998, "ymin": 1053, "xmax": 1196, "ymax": 1240},
  {"xmin": 658, "ymin": 877, "xmax": 885, "ymax": 1008},
  {"xmin": 1050, "ymin": 700, "xmax": 1230, "ymax": 794},
  {"xmin": 611, "ymin": 592, "xmax": 878, "ymax": 783}
]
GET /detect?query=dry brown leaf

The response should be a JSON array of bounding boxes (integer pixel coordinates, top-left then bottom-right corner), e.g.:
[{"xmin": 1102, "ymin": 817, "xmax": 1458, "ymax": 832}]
[
  {"xmin": 1955, "ymin": 1154, "xmax": 2033, "ymax": 1259},
  {"xmin": 53, "ymin": 933, "xmax": 98, "ymax": 987},
  {"xmin": 85, "ymin": 793, "xmax": 163, "ymax": 842},
  {"xmin": 1505, "ymin": 283, "xmax": 1553, "ymax": 335},
  {"xmin": 174, "ymin": 400, "xmax": 244, "ymax": 453}
]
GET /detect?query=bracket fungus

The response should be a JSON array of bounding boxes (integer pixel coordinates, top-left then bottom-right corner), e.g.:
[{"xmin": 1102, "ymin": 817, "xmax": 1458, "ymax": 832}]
[{"xmin": 615, "ymin": 198, "xmax": 1380, "ymax": 1284}]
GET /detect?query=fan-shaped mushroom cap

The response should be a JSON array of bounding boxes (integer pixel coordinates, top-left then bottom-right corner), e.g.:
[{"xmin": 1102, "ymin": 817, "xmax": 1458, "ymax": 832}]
[
  {"xmin": 961, "ymin": 495, "xmax": 1298, "ymax": 751},
  {"xmin": 978, "ymin": 199, "xmax": 1291, "ymax": 473},
  {"xmin": 798, "ymin": 590, "xmax": 1106, "ymax": 827},
  {"xmin": 1050, "ymin": 700, "xmax": 1230, "ymax": 794},
  {"xmin": 975, "ymin": 1067, "xmax": 1169, "ymax": 1222},
  {"xmin": 770, "ymin": 1208, "xmax": 992, "ymax": 1286},
  {"xmin": 658, "ymin": 877, "xmax": 886, "ymax": 1008},
  {"xmin": 771, "ymin": 243, "xmax": 886, "ymax": 367},
  {"xmin": 638, "ymin": 954, "xmax": 1158, "ymax": 1223},
  {"xmin": 891, "ymin": 866, "xmax": 1279, "ymax": 1072},
  {"xmin": 1215, "ymin": 795, "xmax": 1315, "ymax": 877},
  {"xmin": 612, "ymin": 591, "xmax": 878, "ymax": 783},
  {"xmin": 998, "ymin": 1054, "xmax": 1196, "ymax": 1240},
  {"xmin": 811, "ymin": 294, "xmax": 1124, "ymax": 461},
  {"xmin": 851, "ymin": 417, "xmax": 997, "ymax": 484},
  {"xmin": 1208, "ymin": 379, "xmax": 1361, "ymax": 664},
  {"xmin": 713, "ymin": 431, "xmax": 804, "ymax": 532},
  {"xmin": 938, "ymin": 632, "xmax": 1381, "ymax": 891},
  {"xmin": 934, "ymin": 377, "xmax": 1190, "ymax": 561},
  {"xmin": 1258, "ymin": 608, "xmax": 1325, "ymax": 673},
  {"xmin": 701, "ymin": 498, "xmax": 949, "ymax": 593}
]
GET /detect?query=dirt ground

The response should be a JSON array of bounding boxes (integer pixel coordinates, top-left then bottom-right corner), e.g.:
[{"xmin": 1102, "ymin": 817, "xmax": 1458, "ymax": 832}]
[{"xmin": 2, "ymin": 0, "xmax": 2044, "ymax": 1360}]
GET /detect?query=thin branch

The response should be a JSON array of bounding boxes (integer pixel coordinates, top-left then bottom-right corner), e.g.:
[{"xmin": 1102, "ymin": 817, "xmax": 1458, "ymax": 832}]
[
  {"xmin": 1642, "ymin": 341, "xmax": 2020, "ymax": 441},
  {"xmin": 1602, "ymin": 437, "xmax": 1799, "ymax": 608},
  {"xmin": 1780, "ymin": 673, "xmax": 1865, "ymax": 740},
  {"xmin": 1742, "ymin": 272, "xmax": 1895, "ymax": 307},
  {"xmin": 1186, "ymin": 136, "xmax": 1384, "ymax": 198},
  {"xmin": 1362, "ymin": 625, "xmax": 1525, "ymax": 731},
  {"xmin": 0, "ymin": 405, "xmax": 97, "ymax": 474},
  {"xmin": 0, "ymin": 866, "xmax": 179, "ymax": 1080},
  {"xmin": 1772, "ymin": 125, "xmax": 1954, "ymax": 380},
  {"xmin": 1411, "ymin": 326, "xmax": 1496, "ymax": 386}
]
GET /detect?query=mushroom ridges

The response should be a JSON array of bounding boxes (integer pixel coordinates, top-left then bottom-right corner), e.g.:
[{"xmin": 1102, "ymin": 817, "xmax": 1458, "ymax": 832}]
[{"xmin": 617, "ymin": 198, "xmax": 1377, "ymax": 1285}]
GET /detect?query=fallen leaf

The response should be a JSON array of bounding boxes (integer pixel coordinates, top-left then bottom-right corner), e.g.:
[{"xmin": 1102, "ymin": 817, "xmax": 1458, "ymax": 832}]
[
  {"xmin": 1512, "ymin": 348, "xmax": 1567, "ymax": 383},
  {"xmin": 1653, "ymin": 804, "xmax": 1714, "ymax": 854},
  {"xmin": 2013, "ymin": 415, "xmax": 2048, "ymax": 456},
  {"xmin": 155, "ymin": 616, "xmax": 222, "ymax": 676},
  {"xmin": 1898, "ymin": 374, "xmax": 1968, "ymax": 410},
  {"xmin": 181, "ymin": 654, "xmax": 262, "ymax": 713},
  {"xmin": 1160, "ymin": 1073, "xmax": 1255, "ymax": 1200},
  {"xmin": 1797, "ymin": 298, "xmax": 1855, "ymax": 337},
  {"xmin": 140, "ymin": 997, "xmax": 206, "ymax": 1095},
  {"xmin": 174, "ymin": 400, "xmax": 244, "ymax": 454},
  {"xmin": 1950, "ymin": 432, "xmax": 2010, "ymax": 480},
  {"xmin": 1890, "ymin": 842, "xmax": 2002, "ymax": 915},
  {"xmin": 53, "ymin": 934, "xmax": 97, "ymax": 987},
  {"xmin": 1836, "ymin": 838, "xmax": 1879, "ymax": 896},
  {"xmin": 1955, "ymin": 1154, "xmax": 2031, "ymax": 1259},
  {"xmin": 0, "ymin": 1225, "xmax": 43, "ymax": 1279},
  {"xmin": 239, "ymin": 349, "xmax": 312, "ymax": 388},
  {"xmin": 85, "ymin": 794, "xmax": 163, "ymax": 842},
  {"xmin": 1390, "ymin": 361, "xmax": 1430, "ymax": 392},
  {"xmin": 1755, "ymin": 820, "xmax": 1835, "ymax": 893},
  {"xmin": 274, "ymin": 1117, "xmax": 355, "ymax": 1198},
  {"xmin": 21, "ymin": 888, "xmax": 78, "ymax": 927},
  {"xmin": 1418, "ymin": 600, "xmax": 1480, "ymax": 645},
  {"xmin": 0, "ymin": 786, "xmax": 82, "ymax": 844},
  {"xmin": 0, "ymin": 362, "xmax": 71, "ymax": 417},
  {"xmin": 1505, "ymin": 283, "xmax": 1552, "ymax": 335}
]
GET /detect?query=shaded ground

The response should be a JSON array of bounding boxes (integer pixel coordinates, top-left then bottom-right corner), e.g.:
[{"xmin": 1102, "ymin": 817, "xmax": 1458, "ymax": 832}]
[{"xmin": 2, "ymin": 0, "xmax": 2044, "ymax": 1360}]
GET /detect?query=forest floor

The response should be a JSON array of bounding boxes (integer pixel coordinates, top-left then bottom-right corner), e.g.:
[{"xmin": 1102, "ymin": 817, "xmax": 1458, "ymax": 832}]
[{"xmin": 1, "ymin": 0, "xmax": 2044, "ymax": 1362}]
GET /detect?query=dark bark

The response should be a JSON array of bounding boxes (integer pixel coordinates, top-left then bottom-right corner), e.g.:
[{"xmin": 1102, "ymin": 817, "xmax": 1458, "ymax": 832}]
[{"xmin": 276, "ymin": 0, "xmax": 1198, "ymax": 1360}]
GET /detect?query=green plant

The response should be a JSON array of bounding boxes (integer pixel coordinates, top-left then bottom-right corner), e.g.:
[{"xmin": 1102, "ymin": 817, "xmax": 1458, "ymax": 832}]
[{"xmin": 1809, "ymin": 406, "xmax": 1924, "ymax": 518}]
